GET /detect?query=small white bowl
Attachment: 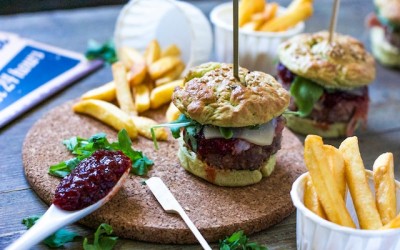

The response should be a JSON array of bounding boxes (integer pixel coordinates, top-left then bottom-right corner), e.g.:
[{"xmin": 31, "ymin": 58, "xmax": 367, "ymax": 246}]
[
  {"xmin": 114, "ymin": 0, "xmax": 213, "ymax": 75},
  {"xmin": 210, "ymin": 2, "xmax": 304, "ymax": 75},
  {"xmin": 291, "ymin": 170, "xmax": 400, "ymax": 250}
]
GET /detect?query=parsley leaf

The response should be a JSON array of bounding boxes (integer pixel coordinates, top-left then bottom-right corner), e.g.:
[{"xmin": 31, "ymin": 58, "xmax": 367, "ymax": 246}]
[
  {"xmin": 85, "ymin": 39, "xmax": 117, "ymax": 64},
  {"xmin": 49, "ymin": 129, "xmax": 153, "ymax": 177},
  {"xmin": 83, "ymin": 223, "xmax": 118, "ymax": 250},
  {"xmin": 290, "ymin": 76, "xmax": 324, "ymax": 117},
  {"xmin": 22, "ymin": 215, "xmax": 79, "ymax": 248},
  {"xmin": 219, "ymin": 230, "xmax": 268, "ymax": 250}
]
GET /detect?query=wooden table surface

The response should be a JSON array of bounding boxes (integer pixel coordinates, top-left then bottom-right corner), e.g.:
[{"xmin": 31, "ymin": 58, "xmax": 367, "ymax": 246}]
[{"xmin": 1, "ymin": 0, "xmax": 399, "ymax": 249}]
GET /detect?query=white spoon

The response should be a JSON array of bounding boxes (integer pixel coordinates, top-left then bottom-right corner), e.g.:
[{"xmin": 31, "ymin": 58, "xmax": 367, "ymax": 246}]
[{"xmin": 6, "ymin": 166, "xmax": 130, "ymax": 250}]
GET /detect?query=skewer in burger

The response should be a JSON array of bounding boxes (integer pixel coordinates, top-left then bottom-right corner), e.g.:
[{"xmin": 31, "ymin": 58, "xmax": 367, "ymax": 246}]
[
  {"xmin": 169, "ymin": 62, "xmax": 290, "ymax": 187},
  {"xmin": 367, "ymin": 0, "xmax": 400, "ymax": 67},
  {"xmin": 277, "ymin": 31, "xmax": 375, "ymax": 138}
]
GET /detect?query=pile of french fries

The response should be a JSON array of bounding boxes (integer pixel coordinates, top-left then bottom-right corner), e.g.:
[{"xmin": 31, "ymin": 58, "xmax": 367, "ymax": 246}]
[
  {"xmin": 73, "ymin": 40, "xmax": 184, "ymax": 140},
  {"xmin": 304, "ymin": 135, "xmax": 399, "ymax": 230},
  {"xmin": 239, "ymin": 0, "xmax": 313, "ymax": 32}
]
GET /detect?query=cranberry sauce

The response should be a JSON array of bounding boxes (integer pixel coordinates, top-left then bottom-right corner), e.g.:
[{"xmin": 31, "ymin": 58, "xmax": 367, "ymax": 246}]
[
  {"xmin": 53, "ymin": 150, "xmax": 131, "ymax": 211},
  {"xmin": 183, "ymin": 117, "xmax": 285, "ymax": 171},
  {"xmin": 277, "ymin": 62, "xmax": 296, "ymax": 89}
]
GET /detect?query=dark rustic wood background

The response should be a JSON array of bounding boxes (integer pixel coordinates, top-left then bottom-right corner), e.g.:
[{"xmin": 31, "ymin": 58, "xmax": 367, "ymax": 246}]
[{"xmin": 1, "ymin": 0, "xmax": 399, "ymax": 249}]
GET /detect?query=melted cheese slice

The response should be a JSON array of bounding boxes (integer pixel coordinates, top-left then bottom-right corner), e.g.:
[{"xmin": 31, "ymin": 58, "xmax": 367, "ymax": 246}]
[{"xmin": 203, "ymin": 119, "xmax": 276, "ymax": 146}]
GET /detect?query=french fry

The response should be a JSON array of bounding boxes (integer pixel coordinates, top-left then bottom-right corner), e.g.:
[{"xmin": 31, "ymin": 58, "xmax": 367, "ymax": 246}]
[
  {"xmin": 304, "ymin": 174, "xmax": 327, "ymax": 219},
  {"xmin": 132, "ymin": 116, "xmax": 168, "ymax": 141},
  {"xmin": 73, "ymin": 99, "xmax": 137, "ymax": 139},
  {"xmin": 287, "ymin": 0, "xmax": 313, "ymax": 12},
  {"xmin": 112, "ymin": 62, "xmax": 137, "ymax": 116},
  {"xmin": 304, "ymin": 135, "xmax": 356, "ymax": 228},
  {"xmin": 148, "ymin": 56, "xmax": 182, "ymax": 80},
  {"xmin": 118, "ymin": 47, "xmax": 144, "ymax": 69},
  {"xmin": 239, "ymin": 0, "xmax": 255, "ymax": 27},
  {"xmin": 259, "ymin": 2, "xmax": 313, "ymax": 32},
  {"xmin": 155, "ymin": 63, "xmax": 185, "ymax": 86},
  {"xmin": 339, "ymin": 137, "xmax": 382, "ymax": 229},
  {"xmin": 133, "ymin": 84, "xmax": 151, "ymax": 113},
  {"xmin": 253, "ymin": 0, "xmax": 266, "ymax": 13},
  {"xmin": 161, "ymin": 44, "xmax": 181, "ymax": 58},
  {"xmin": 324, "ymin": 145, "xmax": 346, "ymax": 200},
  {"xmin": 373, "ymin": 152, "xmax": 396, "ymax": 225},
  {"xmin": 150, "ymin": 79, "xmax": 184, "ymax": 109},
  {"xmin": 144, "ymin": 40, "xmax": 161, "ymax": 66},
  {"xmin": 118, "ymin": 47, "xmax": 147, "ymax": 85},
  {"xmin": 166, "ymin": 102, "xmax": 181, "ymax": 122},
  {"xmin": 81, "ymin": 81, "xmax": 116, "ymax": 102},
  {"xmin": 382, "ymin": 213, "xmax": 400, "ymax": 229},
  {"xmin": 250, "ymin": 3, "xmax": 279, "ymax": 31}
]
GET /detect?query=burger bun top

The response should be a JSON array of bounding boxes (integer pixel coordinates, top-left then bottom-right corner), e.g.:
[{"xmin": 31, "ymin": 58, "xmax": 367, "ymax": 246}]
[
  {"xmin": 279, "ymin": 31, "xmax": 376, "ymax": 89},
  {"xmin": 173, "ymin": 63, "xmax": 290, "ymax": 127}
]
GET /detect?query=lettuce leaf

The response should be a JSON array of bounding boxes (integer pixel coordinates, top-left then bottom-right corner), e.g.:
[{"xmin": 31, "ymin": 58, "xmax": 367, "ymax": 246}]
[{"xmin": 290, "ymin": 76, "xmax": 324, "ymax": 117}]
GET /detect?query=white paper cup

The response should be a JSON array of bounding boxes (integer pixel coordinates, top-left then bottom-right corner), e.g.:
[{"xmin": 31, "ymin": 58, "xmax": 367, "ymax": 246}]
[
  {"xmin": 210, "ymin": 2, "xmax": 304, "ymax": 75},
  {"xmin": 114, "ymin": 0, "xmax": 213, "ymax": 74},
  {"xmin": 291, "ymin": 170, "xmax": 400, "ymax": 250}
]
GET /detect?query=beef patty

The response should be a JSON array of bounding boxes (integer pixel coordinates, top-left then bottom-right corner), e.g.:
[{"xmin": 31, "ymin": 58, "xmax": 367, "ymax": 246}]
[{"xmin": 182, "ymin": 116, "xmax": 285, "ymax": 171}]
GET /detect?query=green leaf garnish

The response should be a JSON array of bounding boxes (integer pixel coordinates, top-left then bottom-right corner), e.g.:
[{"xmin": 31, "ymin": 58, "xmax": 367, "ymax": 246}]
[
  {"xmin": 49, "ymin": 129, "xmax": 153, "ymax": 177},
  {"xmin": 290, "ymin": 76, "xmax": 324, "ymax": 117},
  {"xmin": 219, "ymin": 230, "xmax": 268, "ymax": 250},
  {"xmin": 22, "ymin": 215, "xmax": 79, "ymax": 248},
  {"xmin": 219, "ymin": 127, "xmax": 234, "ymax": 139},
  {"xmin": 83, "ymin": 223, "xmax": 118, "ymax": 250},
  {"xmin": 150, "ymin": 114, "xmax": 199, "ymax": 150},
  {"xmin": 85, "ymin": 39, "xmax": 117, "ymax": 64}
]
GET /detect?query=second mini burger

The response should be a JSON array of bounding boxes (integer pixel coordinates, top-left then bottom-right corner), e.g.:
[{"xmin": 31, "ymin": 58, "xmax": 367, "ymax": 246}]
[
  {"xmin": 277, "ymin": 31, "xmax": 376, "ymax": 138},
  {"xmin": 170, "ymin": 62, "xmax": 290, "ymax": 187}
]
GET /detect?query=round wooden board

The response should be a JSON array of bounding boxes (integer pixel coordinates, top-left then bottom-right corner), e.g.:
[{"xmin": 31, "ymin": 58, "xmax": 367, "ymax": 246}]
[{"xmin": 23, "ymin": 101, "xmax": 306, "ymax": 244}]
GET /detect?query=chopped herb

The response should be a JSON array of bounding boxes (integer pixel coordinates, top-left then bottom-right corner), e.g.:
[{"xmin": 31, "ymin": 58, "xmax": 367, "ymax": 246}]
[
  {"xmin": 290, "ymin": 76, "xmax": 324, "ymax": 117},
  {"xmin": 49, "ymin": 129, "xmax": 153, "ymax": 177},
  {"xmin": 219, "ymin": 127, "xmax": 234, "ymax": 139},
  {"xmin": 85, "ymin": 39, "xmax": 117, "ymax": 64},
  {"xmin": 219, "ymin": 230, "xmax": 268, "ymax": 250},
  {"xmin": 83, "ymin": 223, "xmax": 118, "ymax": 250},
  {"xmin": 22, "ymin": 215, "xmax": 79, "ymax": 248}
]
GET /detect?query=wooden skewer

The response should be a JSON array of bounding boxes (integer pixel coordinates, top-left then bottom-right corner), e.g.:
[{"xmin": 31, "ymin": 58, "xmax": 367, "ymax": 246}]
[
  {"xmin": 233, "ymin": 0, "xmax": 239, "ymax": 81},
  {"xmin": 328, "ymin": 0, "xmax": 340, "ymax": 44}
]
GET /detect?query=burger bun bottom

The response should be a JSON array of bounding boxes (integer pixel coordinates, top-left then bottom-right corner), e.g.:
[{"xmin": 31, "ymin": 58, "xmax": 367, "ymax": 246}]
[
  {"xmin": 370, "ymin": 26, "xmax": 400, "ymax": 67},
  {"xmin": 284, "ymin": 114, "xmax": 352, "ymax": 138},
  {"xmin": 178, "ymin": 138, "xmax": 276, "ymax": 187}
]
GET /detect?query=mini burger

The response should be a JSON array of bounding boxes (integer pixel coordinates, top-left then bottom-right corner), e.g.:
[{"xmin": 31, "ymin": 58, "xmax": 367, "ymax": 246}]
[
  {"xmin": 170, "ymin": 62, "xmax": 290, "ymax": 187},
  {"xmin": 277, "ymin": 31, "xmax": 375, "ymax": 138},
  {"xmin": 367, "ymin": 0, "xmax": 400, "ymax": 67}
]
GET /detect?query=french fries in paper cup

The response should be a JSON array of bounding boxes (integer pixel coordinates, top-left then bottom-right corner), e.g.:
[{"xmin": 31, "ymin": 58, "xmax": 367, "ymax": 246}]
[
  {"xmin": 211, "ymin": 0, "xmax": 308, "ymax": 74},
  {"xmin": 291, "ymin": 135, "xmax": 400, "ymax": 250}
]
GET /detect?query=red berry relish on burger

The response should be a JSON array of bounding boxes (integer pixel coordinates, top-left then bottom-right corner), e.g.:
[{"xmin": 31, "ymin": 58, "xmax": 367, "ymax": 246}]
[{"xmin": 277, "ymin": 31, "xmax": 376, "ymax": 138}]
